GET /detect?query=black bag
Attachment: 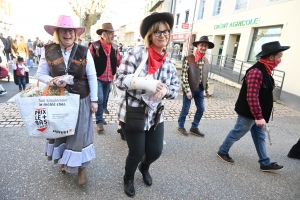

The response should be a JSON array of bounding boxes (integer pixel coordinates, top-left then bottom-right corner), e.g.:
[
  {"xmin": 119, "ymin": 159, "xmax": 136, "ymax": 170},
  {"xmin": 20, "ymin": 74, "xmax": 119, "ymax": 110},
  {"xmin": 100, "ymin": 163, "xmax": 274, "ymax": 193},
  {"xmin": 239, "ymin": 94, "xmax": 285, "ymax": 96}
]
[{"xmin": 125, "ymin": 92, "xmax": 146, "ymax": 132}]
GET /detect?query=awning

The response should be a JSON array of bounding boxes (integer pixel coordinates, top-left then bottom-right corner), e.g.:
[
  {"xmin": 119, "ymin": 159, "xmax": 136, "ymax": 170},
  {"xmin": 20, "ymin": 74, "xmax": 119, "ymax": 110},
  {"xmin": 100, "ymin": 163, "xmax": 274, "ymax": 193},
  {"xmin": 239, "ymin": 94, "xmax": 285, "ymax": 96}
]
[{"xmin": 149, "ymin": 0, "xmax": 165, "ymax": 12}]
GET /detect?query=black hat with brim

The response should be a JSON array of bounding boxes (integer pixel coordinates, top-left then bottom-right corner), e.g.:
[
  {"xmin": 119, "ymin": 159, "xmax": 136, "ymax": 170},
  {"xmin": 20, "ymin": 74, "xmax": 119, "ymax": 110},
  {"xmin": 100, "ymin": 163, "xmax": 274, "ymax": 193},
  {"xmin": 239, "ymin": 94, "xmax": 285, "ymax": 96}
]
[
  {"xmin": 256, "ymin": 41, "xmax": 290, "ymax": 58},
  {"xmin": 17, "ymin": 57, "xmax": 24, "ymax": 62},
  {"xmin": 192, "ymin": 36, "xmax": 214, "ymax": 49},
  {"xmin": 140, "ymin": 12, "xmax": 174, "ymax": 39}
]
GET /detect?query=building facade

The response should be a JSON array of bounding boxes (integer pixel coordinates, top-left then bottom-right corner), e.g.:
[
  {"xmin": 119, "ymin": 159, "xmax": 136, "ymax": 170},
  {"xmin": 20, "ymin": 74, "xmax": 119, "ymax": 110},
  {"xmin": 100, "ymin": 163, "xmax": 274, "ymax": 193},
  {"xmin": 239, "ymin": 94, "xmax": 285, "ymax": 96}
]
[
  {"xmin": 0, "ymin": 0, "xmax": 13, "ymax": 36},
  {"xmin": 191, "ymin": 0, "xmax": 300, "ymax": 96}
]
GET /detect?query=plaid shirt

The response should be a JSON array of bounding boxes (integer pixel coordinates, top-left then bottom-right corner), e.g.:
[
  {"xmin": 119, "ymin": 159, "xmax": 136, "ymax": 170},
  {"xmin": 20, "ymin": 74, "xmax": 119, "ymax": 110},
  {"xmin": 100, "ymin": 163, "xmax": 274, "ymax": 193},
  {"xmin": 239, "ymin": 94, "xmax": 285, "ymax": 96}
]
[
  {"xmin": 181, "ymin": 56, "xmax": 208, "ymax": 93},
  {"xmin": 115, "ymin": 46, "xmax": 180, "ymax": 130},
  {"xmin": 89, "ymin": 42, "xmax": 122, "ymax": 82},
  {"xmin": 245, "ymin": 68, "xmax": 263, "ymax": 120}
]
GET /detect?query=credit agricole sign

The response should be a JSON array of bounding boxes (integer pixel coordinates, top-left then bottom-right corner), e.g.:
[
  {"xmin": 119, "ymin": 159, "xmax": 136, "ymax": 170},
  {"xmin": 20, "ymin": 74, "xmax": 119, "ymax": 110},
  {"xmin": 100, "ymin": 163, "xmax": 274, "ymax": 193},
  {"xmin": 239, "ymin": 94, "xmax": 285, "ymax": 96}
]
[{"xmin": 214, "ymin": 17, "xmax": 260, "ymax": 30}]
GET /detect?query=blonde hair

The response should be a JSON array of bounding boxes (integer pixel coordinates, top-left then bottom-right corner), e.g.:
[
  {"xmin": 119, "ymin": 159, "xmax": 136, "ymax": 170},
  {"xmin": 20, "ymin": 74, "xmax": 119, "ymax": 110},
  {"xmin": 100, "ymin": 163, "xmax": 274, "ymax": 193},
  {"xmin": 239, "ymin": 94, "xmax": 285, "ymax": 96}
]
[
  {"xmin": 144, "ymin": 21, "xmax": 170, "ymax": 48},
  {"xmin": 52, "ymin": 29, "xmax": 78, "ymax": 44}
]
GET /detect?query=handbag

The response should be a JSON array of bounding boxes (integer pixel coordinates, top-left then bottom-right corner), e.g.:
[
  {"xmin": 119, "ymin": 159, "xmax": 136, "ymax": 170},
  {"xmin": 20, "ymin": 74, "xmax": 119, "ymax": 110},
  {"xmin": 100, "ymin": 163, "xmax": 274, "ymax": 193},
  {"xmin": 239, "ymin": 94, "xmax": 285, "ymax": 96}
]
[{"xmin": 16, "ymin": 81, "xmax": 80, "ymax": 139}]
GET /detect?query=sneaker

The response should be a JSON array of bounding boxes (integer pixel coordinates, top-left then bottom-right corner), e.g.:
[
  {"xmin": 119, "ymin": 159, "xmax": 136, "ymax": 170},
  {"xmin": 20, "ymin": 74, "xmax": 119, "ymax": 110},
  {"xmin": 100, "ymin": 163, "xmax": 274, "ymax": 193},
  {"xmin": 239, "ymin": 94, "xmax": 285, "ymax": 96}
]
[
  {"xmin": 217, "ymin": 151, "xmax": 235, "ymax": 164},
  {"xmin": 104, "ymin": 108, "xmax": 109, "ymax": 114},
  {"xmin": 190, "ymin": 128, "xmax": 205, "ymax": 137},
  {"xmin": 177, "ymin": 127, "xmax": 188, "ymax": 136},
  {"xmin": 260, "ymin": 162, "xmax": 283, "ymax": 172},
  {"xmin": 0, "ymin": 90, "xmax": 7, "ymax": 95}
]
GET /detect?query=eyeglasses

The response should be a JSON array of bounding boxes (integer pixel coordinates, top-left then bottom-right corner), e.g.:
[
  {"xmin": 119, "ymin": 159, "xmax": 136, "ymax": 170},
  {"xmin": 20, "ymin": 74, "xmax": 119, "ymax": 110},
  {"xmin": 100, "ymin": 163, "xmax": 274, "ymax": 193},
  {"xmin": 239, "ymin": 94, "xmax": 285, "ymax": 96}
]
[
  {"xmin": 59, "ymin": 29, "xmax": 75, "ymax": 34},
  {"xmin": 153, "ymin": 30, "xmax": 170, "ymax": 37}
]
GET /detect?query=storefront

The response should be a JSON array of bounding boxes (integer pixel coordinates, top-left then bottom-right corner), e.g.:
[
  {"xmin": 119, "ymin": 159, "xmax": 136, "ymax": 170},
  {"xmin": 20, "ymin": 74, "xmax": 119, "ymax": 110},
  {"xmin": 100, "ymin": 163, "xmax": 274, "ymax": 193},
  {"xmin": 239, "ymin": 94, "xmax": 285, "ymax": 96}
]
[
  {"xmin": 192, "ymin": 0, "xmax": 300, "ymax": 96},
  {"xmin": 170, "ymin": 33, "xmax": 189, "ymax": 61}
]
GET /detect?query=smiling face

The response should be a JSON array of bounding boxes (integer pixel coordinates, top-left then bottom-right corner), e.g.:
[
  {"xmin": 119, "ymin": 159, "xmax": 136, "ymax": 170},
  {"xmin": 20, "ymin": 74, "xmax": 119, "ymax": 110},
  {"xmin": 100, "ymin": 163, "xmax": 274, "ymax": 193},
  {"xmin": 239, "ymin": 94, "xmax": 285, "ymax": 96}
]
[
  {"xmin": 197, "ymin": 43, "xmax": 209, "ymax": 53},
  {"xmin": 101, "ymin": 31, "xmax": 115, "ymax": 44},
  {"xmin": 58, "ymin": 28, "xmax": 76, "ymax": 47},
  {"xmin": 150, "ymin": 23, "xmax": 170, "ymax": 52}
]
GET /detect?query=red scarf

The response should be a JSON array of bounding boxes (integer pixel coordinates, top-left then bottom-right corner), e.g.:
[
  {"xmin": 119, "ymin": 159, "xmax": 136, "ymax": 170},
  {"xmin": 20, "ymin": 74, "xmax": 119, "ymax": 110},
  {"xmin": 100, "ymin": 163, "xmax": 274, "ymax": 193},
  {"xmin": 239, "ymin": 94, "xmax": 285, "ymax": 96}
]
[
  {"xmin": 258, "ymin": 58, "xmax": 281, "ymax": 75},
  {"xmin": 147, "ymin": 45, "xmax": 167, "ymax": 74},
  {"xmin": 100, "ymin": 38, "xmax": 111, "ymax": 54},
  {"xmin": 194, "ymin": 49, "xmax": 205, "ymax": 62}
]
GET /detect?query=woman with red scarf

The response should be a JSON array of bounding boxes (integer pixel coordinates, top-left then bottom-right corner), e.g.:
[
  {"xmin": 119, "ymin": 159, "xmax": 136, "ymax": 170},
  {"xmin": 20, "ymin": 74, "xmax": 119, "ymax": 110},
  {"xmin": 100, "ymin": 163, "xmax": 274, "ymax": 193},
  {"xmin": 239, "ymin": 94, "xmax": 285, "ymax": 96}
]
[
  {"xmin": 115, "ymin": 12, "xmax": 180, "ymax": 197},
  {"xmin": 218, "ymin": 41, "xmax": 290, "ymax": 172}
]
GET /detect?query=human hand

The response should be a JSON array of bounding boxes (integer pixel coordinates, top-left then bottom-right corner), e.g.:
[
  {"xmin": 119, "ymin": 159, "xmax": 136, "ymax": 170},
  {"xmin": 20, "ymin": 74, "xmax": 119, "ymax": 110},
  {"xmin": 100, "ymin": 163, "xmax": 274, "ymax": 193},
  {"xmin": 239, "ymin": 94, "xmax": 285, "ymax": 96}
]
[
  {"xmin": 156, "ymin": 82, "xmax": 168, "ymax": 95},
  {"xmin": 53, "ymin": 77, "xmax": 67, "ymax": 88},
  {"xmin": 186, "ymin": 92, "xmax": 192, "ymax": 99},
  {"xmin": 255, "ymin": 119, "xmax": 266, "ymax": 130},
  {"xmin": 90, "ymin": 102, "xmax": 98, "ymax": 113}
]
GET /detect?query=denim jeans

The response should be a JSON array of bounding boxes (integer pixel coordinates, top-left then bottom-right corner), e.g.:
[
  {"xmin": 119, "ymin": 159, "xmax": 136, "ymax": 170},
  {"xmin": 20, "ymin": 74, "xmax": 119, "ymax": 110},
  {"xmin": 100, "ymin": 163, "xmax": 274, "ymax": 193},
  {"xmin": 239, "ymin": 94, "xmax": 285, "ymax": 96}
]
[
  {"xmin": 17, "ymin": 76, "xmax": 26, "ymax": 91},
  {"xmin": 219, "ymin": 114, "xmax": 271, "ymax": 166},
  {"xmin": 178, "ymin": 85, "xmax": 205, "ymax": 129},
  {"xmin": 95, "ymin": 80, "xmax": 111, "ymax": 124}
]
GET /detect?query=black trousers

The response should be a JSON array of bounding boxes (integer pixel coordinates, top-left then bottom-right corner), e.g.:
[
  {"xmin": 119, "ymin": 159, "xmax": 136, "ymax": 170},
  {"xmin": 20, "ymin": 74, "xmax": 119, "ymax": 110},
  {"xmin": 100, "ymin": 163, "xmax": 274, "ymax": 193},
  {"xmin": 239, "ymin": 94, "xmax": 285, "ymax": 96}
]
[
  {"xmin": 121, "ymin": 122, "xmax": 164, "ymax": 176},
  {"xmin": 288, "ymin": 138, "xmax": 300, "ymax": 156}
]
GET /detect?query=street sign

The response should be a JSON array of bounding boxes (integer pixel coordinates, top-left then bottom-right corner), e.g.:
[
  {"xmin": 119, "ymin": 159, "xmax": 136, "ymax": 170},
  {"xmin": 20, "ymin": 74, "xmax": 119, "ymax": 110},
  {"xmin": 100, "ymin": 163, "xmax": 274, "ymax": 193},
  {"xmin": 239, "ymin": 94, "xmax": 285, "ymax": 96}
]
[{"xmin": 182, "ymin": 23, "xmax": 189, "ymax": 29}]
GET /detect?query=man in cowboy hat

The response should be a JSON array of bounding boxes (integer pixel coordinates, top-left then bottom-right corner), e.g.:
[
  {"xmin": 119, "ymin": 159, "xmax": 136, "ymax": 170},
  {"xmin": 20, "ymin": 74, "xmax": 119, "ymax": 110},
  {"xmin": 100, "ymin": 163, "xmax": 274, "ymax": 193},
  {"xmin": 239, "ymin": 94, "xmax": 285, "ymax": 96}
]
[
  {"xmin": 177, "ymin": 36, "xmax": 214, "ymax": 137},
  {"xmin": 89, "ymin": 23, "xmax": 122, "ymax": 133},
  {"xmin": 217, "ymin": 41, "xmax": 290, "ymax": 172}
]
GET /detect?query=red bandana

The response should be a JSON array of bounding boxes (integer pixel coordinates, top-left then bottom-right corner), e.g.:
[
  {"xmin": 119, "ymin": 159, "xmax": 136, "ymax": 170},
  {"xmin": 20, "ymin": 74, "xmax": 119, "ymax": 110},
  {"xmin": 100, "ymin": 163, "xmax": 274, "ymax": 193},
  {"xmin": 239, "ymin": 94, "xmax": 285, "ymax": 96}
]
[
  {"xmin": 147, "ymin": 45, "xmax": 167, "ymax": 74},
  {"xmin": 258, "ymin": 58, "xmax": 281, "ymax": 75},
  {"xmin": 194, "ymin": 49, "xmax": 205, "ymax": 62},
  {"xmin": 100, "ymin": 38, "xmax": 111, "ymax": 54}
]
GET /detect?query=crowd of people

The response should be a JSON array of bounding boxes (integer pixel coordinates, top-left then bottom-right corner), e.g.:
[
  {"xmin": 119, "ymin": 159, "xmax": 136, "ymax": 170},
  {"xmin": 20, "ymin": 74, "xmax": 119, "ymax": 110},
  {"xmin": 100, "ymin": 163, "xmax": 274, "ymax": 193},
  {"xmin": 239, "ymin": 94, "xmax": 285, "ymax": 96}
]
[{"xmin": 1, "ymin": 12, "xmax": 299, "ymax": 198}]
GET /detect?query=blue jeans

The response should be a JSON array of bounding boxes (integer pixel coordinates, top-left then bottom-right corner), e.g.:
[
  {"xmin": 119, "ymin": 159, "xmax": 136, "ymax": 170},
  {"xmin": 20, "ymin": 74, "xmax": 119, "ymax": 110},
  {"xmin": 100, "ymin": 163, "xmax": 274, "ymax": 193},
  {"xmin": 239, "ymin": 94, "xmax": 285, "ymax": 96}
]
[
  {"xmin": 95, "ymin": 80, "xmax": 111, "ymax": 124},
  {"xmin": 219, "ymin": 114, "xmax": 271, "ymax": 166},
  {"xmin": 17, "ymin": 76, "xmax": 26, "ymax": 91},
  {"xmin": 178, "ymin": 85, "xmax": 205, "ymax": 129}
]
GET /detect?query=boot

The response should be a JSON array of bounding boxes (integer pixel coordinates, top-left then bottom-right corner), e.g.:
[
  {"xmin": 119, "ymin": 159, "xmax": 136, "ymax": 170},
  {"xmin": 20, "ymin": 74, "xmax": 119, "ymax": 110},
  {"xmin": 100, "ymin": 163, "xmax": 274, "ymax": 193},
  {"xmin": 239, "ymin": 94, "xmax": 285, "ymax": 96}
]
[
  {"xmin": 78, "ymin": 167, "xmax": 88, "ymax": 185},
  {"xmin": 97, "ymin": 124, "xmax": 104, "ymax": 134},
  {"xmin": 124, "ymin": 174, "xmax": 135, "ymax": 197},
  {"xmin": 138, "ymin": 163, "xmax": 152, "ymax": 186},
  {"xmin": 59, "ymin": 164, "xmax": 66, "ymax": 172}
]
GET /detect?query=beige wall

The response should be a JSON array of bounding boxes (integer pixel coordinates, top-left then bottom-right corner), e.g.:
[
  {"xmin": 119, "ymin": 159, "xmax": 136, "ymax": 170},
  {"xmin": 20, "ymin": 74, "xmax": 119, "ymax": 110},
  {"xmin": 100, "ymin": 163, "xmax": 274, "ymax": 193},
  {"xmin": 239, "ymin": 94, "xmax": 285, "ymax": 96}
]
[{"xmin": 193, "ymin": 0, "xmax": 300, "ymax": 96}]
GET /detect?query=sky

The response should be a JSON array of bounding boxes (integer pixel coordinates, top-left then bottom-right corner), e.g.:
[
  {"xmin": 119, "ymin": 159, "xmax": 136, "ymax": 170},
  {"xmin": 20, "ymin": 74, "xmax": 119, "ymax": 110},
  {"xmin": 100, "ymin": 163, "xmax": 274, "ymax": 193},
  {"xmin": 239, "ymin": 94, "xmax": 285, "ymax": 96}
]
[{"xmin": 8, "ymin": 0, "xmax": 144, "ymax": 42}]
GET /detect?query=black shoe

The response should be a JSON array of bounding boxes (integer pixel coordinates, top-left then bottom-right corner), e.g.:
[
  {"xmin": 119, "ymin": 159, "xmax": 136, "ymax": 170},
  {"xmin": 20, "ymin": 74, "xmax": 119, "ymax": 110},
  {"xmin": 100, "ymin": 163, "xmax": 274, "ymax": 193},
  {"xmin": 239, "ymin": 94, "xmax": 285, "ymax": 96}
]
[
  {"xmin": 177, "ymin": 127, "xmax": 188, "ymax": 136},
  {"xmin": 190, "ymin": 128, "xmax": 205, "ymax": 137},
  {"xmin": 138, "ymin": 163, "xmax": 152, "ymax": 186},
  {"xmin": 217, "ymin": 151, "xmax": 235, "ymax": 164},
  {"xmin": 124, "ymin": 175, "xmax": 135, "ymax": 197},
  {"xmin": 104, "ymin": 108, "xmax": 109, "ymax": 114},
  {"xmin": 0, "ymin": 90, "xmax": 7, "ymax": 95},
  {"xmin": 260, "ymin": 162, "xmax": 283, "ymax": 172},
  {"xmin": 287, "ymin": 151, "xmax": 300, "ymax": 159}
]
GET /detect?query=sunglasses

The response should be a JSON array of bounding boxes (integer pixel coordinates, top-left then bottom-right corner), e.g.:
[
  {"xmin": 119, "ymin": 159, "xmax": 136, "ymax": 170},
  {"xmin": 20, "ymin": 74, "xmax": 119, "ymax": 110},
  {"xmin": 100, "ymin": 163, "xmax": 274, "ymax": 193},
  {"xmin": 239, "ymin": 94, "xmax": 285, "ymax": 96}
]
[
  {"xmin": 59, "ymin": 29, "xmax": 75, "ymax": 34},
  {"xmin": 153, "ymin": 30, "xmax": 170, "ymax": 37}
]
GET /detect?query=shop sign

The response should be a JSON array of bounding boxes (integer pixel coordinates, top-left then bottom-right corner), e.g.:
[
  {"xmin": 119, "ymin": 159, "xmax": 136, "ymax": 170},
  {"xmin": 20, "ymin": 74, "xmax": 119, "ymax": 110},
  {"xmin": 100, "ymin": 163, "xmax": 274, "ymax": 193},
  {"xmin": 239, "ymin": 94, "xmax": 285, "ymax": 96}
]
[
  {"xmin": 214, "ymin": 17, "xmax": 260, "ymax": 30},
  {"xmin": 171, "ymin": 33, "xmax": 189, "ymax": 40},
  {"xmin": 181, "ymin": 23, "xmax": 189, "ymax": 29}
]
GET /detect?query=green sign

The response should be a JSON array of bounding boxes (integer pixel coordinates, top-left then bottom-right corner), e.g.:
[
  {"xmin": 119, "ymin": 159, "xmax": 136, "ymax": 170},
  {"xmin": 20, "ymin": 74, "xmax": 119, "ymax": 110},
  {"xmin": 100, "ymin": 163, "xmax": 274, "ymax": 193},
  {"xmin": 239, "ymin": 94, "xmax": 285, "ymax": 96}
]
[{"xmin": 214, "ymin": 17, "xmax": 260, "ymax": 30}]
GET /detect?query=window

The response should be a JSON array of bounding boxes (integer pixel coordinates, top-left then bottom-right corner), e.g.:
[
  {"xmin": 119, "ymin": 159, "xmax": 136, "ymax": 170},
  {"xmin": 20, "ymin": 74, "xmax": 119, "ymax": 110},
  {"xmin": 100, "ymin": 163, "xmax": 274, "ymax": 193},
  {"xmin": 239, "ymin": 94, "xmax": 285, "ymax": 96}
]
[
  {"xmin": 248, "ymin": 26, "xmax": 282, "ymax": 62},
  {"xmin": 176, "ymin": 13, "xmax": 180, "ymax": 25},
  {"xmin": 235, "ymin": 0, "xmax": 248, "ymax": 10},
  {"xmin": 185, "ymin": 10, "xmax": 189, "ymax": 23},
  {"xmin": 197, "ymin": 0, "xmax": 206, "ymax": 20},
  {"xmin": 213, "ymin": 0, "xmax": 222, "ymax": 16}
]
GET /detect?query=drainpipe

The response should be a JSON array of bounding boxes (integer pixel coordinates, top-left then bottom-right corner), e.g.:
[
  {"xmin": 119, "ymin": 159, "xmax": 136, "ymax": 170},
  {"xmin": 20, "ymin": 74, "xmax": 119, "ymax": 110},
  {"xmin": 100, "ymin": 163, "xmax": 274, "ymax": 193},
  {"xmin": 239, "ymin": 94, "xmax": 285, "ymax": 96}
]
[{"xmin": 186, "ymin": 0, "xmax": 198, "ymax": 56}]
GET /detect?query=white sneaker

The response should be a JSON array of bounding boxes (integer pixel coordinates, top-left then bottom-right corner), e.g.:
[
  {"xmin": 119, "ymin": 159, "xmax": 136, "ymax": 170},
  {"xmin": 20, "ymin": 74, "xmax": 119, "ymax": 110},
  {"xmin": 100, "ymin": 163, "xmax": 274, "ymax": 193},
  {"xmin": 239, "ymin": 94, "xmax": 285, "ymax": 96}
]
[{"xmin": 0, "ymin": 90, "xmax": 7, "ymax": 95}]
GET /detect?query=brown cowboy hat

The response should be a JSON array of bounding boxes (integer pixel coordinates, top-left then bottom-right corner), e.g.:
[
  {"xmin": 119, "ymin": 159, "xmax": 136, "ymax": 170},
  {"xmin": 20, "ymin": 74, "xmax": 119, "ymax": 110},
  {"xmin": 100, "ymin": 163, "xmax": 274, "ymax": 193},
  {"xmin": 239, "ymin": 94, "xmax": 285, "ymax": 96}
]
[
  {"xmin": 140, "ymin": 12, "xmax": 174, "ymax": 39},
  {"xmin": 256, "ymin": 41, "xmax": 290, "ymax": 58},
  {"xmin": 193, "ymin": 36, "xmax": 214, "ymax": 49},
  {"xmin": 96, "ymin": 23, "xmax": 115, "ymax": 35}
]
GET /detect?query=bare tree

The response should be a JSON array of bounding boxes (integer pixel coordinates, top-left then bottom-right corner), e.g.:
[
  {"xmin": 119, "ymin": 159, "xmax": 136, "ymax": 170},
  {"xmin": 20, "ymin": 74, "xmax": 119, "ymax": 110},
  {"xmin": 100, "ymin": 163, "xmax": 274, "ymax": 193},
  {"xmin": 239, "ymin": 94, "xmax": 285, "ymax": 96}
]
[{"xmin": 67, "ymin": 0, "xmax": 106, "ymax": 41}]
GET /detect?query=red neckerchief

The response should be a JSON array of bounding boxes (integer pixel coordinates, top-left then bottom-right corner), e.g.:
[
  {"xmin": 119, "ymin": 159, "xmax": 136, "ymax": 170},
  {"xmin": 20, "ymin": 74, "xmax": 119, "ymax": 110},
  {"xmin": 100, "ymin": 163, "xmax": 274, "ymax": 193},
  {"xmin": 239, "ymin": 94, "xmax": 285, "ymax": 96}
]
[
  {"xmin": 100, "ymin": 38, "xmax": 111, "ymax": 54},
  {"xmin": 194, "ymin": 49, "xmax": 205, "ymax": 62},
  {"xmin": 258, "ymin": 58, "xmax": 281, "ymax": 75},
  {"xmin": 147, "ymin": 45, "xmax": 167, "ymax": 74}
]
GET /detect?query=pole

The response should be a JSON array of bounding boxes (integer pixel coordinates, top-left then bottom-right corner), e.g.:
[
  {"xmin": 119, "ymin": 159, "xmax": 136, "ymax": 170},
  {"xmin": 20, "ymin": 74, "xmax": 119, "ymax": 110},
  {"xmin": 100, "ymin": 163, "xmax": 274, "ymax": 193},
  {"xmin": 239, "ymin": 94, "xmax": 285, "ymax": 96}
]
[{"xmin": 186, "ymin": 0, "xmax": 198, "ymax": 56}]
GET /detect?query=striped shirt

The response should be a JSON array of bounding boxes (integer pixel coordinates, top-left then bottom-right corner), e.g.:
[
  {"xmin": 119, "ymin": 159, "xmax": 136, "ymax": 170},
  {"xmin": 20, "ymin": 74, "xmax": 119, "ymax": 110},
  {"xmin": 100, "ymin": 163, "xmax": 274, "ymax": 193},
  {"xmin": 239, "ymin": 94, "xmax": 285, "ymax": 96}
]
[
  {"xmin": 115, "ymin": 46, "xmax": 180, "ymax": 130},
  {"xmin": 245, "ymin": 68, "xmax": 263, "ymax": 120},
  {"xmin": 181, "ymin": 56, "xmax": 208, "ymax": 93}
]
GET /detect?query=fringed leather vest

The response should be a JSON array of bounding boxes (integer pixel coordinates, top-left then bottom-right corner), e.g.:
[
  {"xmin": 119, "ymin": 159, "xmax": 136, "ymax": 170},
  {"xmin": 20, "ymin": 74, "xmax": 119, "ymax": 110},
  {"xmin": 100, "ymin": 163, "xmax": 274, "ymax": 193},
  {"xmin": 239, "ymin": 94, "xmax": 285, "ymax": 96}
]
[{"xmin": 45, "ymin": 43, "xmax": 90, "ymax": 99}]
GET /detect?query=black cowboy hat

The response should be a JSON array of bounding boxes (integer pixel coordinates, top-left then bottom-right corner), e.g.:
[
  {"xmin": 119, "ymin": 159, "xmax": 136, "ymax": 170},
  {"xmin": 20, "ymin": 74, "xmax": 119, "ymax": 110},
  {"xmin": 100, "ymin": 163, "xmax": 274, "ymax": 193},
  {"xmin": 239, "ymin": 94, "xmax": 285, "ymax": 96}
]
[
  {"xmin": 192, "ymin": 36, "xmax": 214, "ymax": 49},
  {"xmin": 140, "ymin": 12, "xmax": 174, "ymax": 39},
  {"xmin": 17, "ymin": 56, "xmax": 24, "ymax": 62},
  {"xmin": 256, "ymin": 41, "xmax": 290, "ymax": 58}
]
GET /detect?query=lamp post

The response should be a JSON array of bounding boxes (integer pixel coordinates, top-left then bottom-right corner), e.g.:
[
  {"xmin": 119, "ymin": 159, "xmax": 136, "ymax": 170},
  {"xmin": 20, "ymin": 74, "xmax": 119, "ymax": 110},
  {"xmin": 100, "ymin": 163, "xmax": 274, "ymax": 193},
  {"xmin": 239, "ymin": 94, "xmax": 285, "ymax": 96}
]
[{"xmin": 186, "ymin": 0, "xmax": 198, "ymax": 55}]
